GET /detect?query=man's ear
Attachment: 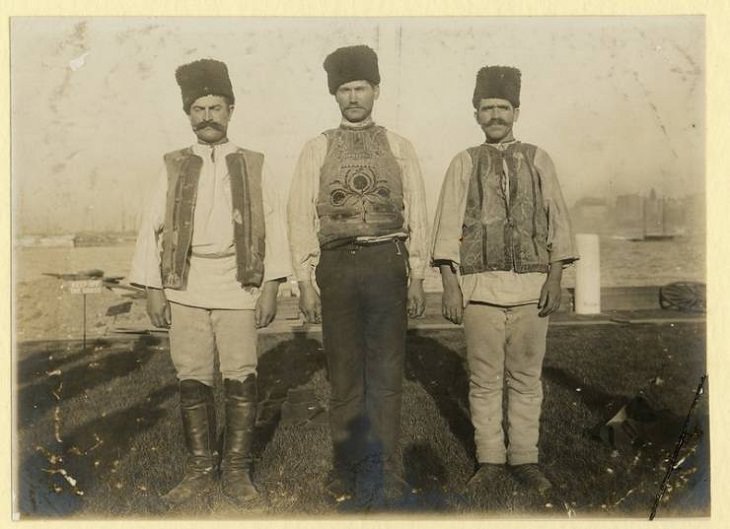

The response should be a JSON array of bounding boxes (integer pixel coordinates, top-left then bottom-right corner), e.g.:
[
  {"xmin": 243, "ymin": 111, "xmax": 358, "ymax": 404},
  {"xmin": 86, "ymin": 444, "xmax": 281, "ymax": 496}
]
[
  {"xmin": 373, "ymin": 85, "xmax": 380, "ymax": 100},
  {"xmin": 513, "ymin": 107, "xmax": 520, "ymax": 123}
]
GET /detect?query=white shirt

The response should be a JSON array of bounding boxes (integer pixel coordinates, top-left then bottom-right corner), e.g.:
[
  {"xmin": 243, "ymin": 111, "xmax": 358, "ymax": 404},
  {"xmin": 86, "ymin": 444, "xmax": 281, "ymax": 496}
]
[{"xmin": 129, "ymin": 141, "xmax": 291, "ymax": 309}]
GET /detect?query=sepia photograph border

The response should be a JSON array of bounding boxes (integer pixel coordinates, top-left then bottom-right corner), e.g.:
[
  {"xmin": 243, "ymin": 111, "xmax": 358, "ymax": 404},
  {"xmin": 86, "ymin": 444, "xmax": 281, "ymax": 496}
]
[{"xmin": 2, "ymin": 1, "xmax": 729, "ymax": 528}]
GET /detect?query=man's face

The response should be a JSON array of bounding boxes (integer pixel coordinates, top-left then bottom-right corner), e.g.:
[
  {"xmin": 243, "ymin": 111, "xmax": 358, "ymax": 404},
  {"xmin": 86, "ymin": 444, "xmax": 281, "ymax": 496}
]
[
  {"xmin": 188, "ymin": 94, "xmax": 234, "ymax": 144},
  {"xmin": 475, "ymin": 98, "xmax": 519, "ymax": 143},
  {"xmin": 334, "ymin": 80, "xmax": 379, "ymax": 123}
]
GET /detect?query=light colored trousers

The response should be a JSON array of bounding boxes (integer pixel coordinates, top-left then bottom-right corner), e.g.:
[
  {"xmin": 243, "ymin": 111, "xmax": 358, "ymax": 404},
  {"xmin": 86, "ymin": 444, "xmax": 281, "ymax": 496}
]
[
  {"xmin": 463, "ymin": 302, "xmax": 549, "ymax": 465},
  {"xmin": 168, "ymin": 302, "xmax": 258, "ymax": 386}
]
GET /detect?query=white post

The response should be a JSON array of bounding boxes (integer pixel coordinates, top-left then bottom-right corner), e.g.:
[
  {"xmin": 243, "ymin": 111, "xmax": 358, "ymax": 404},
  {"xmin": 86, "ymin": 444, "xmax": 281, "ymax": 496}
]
[{"xmin": 575, "ymin": 233, "xmax": 601, "ymax": 314}]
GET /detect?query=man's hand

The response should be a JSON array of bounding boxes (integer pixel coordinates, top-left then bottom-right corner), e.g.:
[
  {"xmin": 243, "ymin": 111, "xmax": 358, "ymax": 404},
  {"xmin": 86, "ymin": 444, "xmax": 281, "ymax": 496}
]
[
  {"xmin": 408, "ymin": 278, "xmax": 426, "ymax": 318},
  {"xmin": 255, "ymin": 280, "xmax": 282, "ymax": 329},
  {"xmin": 146, "ymin": 288, "xmax": 171, "ymax": 328},
  {"xmin": 538, "ymin": 264, "xmax": 564, "ymax": 317},
  {"xmin": 439, "ymin": 263, "xmax": 464, "ymax": 325},
  {"xmin": 298, "ymin": 280, "xmax": 322, "ymax": 324}
]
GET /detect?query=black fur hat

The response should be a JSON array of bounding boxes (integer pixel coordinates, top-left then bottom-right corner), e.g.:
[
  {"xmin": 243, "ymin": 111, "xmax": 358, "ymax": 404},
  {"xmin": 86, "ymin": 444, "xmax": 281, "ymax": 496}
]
[
  {"xmin": 472, "ymin": 66, "xmax": 521, "ymax": 109},
  {"xmin": 323, "ymin": 45, "xmax": 380, "ymax": 94},
  {"xmin": 175, "ymin": 59, "xmax": 235, "ymax": 114}
]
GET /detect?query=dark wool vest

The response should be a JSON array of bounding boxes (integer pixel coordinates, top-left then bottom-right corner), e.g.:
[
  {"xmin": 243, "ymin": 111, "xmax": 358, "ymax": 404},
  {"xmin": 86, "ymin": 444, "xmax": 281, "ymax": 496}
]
[
  {"xmin": 460, "ymin": 142, "xmax": 550, "ymax": 275},
  {"xmin": 160, "ymin": 147, "xmax": 266, "ymax": 289},
  {"xmin": 316, "ymin": 125, "xmax": 405, "ymax": 246}
]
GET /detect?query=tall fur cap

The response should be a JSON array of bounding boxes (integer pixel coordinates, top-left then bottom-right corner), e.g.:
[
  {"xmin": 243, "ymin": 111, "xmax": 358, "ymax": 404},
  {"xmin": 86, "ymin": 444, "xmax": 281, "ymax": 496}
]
[
  {"xmin": 472, "ymin": 66, "xmax": 521, "ymax": 109},
  {"xmin": 323, "ymin": 45, "xmax": 380, "ymax": 94},
  {"xmin": 175, "ymin": 59, "xmax": 235, "ymax": 113}
]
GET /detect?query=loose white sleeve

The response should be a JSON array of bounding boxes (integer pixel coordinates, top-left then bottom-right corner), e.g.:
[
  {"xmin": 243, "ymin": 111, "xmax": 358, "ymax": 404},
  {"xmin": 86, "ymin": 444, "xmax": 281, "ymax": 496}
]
[
  {"xmin": 287, "ymin": 135, "xmax": 326, "ymax": 282},
  {"xmin": 262, "ymin": 163, "xmax": 293, "ymax": 282},
  {"xmin": 128, "ymin": 166, "xmax": 167, "ymax": 288}
]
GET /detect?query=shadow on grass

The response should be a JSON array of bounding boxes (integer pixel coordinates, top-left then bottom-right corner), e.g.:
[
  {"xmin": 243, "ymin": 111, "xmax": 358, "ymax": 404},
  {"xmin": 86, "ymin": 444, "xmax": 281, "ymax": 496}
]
[
  {"xmin": 252, "ymin": 334, "xmax": 326, "ymax": 457},
  {"xmin": 17, "ymin": 337, "xmax": 160, "ymax": 426},
  {"xmin": 542, "ymin": 364, "xmax": 624, "ymax": 426},
  {"xmin": 404, "ymin": 333, "xmax": 475, "ymax": 462},
  {"xmin": 17, "ymin": 343, "xmax": 92, "ymax": 386},
  {"xmin": 18, "ymin": 336, "xmax": 177, "ymax": 517},
  {"xmin": 402, "ymin": 442, "xmax": 453, "ymax": 510}
]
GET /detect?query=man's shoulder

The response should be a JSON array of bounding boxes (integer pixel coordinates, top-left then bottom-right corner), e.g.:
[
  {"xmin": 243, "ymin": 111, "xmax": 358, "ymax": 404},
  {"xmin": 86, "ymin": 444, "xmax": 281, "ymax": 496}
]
[
  {"xmin": 515, "ymin": 141, "xmax": 548, "ymax": 156},
  {"xmin": 382, "ymin": 127, "xmax": 415, "ymax": 147},
  {"xmin": 300, "ymin": 133, "xmax": 329, "ymax": 150},
  {"xmin": 163, "ymin": 146, "xmax": 195, "ymax": 161},
  {"xmin": 231, "ymin": 146, "xmax": 265, "ymax": 161}
]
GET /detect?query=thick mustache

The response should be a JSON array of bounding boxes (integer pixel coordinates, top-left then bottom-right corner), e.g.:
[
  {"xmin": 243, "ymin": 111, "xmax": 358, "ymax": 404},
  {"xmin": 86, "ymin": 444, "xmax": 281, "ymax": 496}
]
[
  {"xmin": 486, "ymin": 119, "xmax": 508, "ymax": 126},
  {"xmin": 194, "ymin": 121, "xmax": 225, "ymax": 131}
]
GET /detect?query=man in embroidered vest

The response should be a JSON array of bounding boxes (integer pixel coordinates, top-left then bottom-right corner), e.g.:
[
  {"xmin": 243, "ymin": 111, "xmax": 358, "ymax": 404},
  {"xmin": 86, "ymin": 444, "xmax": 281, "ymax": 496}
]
[
  {"xmin": 288, "ymin": 45, "xmax": 429, "ymax": 506},
  {"xmin": 129, "ymin": 58, "xmax": 290, "ymax": 507},
  {"xmin": 431, "ymin": 66, "xmax": 578, "ymax": 495}
]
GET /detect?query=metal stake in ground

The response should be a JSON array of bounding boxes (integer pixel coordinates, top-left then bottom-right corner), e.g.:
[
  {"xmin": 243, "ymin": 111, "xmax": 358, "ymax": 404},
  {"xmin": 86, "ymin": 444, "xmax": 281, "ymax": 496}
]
[{"xmin": 66, "ymin": 279, "xmax": 103, "ymax": 353}]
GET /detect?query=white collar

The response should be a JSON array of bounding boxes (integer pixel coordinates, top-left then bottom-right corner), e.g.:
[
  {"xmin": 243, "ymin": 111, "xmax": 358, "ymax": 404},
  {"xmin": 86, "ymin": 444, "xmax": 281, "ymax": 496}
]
[{"xmin": 339, "ymin": 116, "xmax": 375, "ymax": 130}]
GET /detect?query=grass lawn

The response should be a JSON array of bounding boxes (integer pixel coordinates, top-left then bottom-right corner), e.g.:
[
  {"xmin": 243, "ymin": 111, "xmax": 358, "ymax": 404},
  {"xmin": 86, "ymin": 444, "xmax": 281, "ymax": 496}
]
[{"xmin": 15, "ymin": 321, "xmax": 708, "ymax": 519}]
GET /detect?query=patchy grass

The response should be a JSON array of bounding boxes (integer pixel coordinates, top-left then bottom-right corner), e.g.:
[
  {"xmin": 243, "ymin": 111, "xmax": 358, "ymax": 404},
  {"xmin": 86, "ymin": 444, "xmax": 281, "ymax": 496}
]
[{"xmin": 15, "ymin": 322, "xmax": 708, "ymax": 519}]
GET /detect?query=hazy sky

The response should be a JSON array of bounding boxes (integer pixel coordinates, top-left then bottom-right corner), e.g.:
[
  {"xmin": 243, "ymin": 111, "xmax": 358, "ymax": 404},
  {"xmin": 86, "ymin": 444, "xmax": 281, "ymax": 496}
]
[{"xmin": 11, "ymin": 16, "xmax": 704, "ymax": 234}]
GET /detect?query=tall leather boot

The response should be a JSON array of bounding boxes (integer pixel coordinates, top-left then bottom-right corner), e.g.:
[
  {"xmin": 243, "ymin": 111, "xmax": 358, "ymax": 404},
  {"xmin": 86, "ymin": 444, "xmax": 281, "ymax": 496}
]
[
  {"xmin": 162, "ymin": 379, "xmax": 218, "ymax": 506},
  {"xmin": 220, "ymin": 375, "xmax": 258, "ymax": 505}
]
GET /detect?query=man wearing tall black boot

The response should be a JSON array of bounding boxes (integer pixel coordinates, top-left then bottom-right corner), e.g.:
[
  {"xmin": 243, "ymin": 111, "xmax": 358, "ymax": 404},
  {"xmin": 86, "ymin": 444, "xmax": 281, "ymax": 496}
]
[
  {"xmin": 288, "ymin": 45, "xmax": 429, "ymax": 507},
  {"xmin": 130, "ymin": 58, "xmax": 290, "ymax": 507}
]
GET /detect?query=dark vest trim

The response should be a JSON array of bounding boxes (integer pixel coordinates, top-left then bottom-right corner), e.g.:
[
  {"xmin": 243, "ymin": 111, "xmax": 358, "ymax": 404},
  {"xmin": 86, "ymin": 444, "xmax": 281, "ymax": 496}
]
[
  {"xmin": 160, "ymin": 147, "xmax": 266, "ymax": 289},
  {"xmin": 460, "ymin": 142, "xmax": 550, "ymax": 275}
]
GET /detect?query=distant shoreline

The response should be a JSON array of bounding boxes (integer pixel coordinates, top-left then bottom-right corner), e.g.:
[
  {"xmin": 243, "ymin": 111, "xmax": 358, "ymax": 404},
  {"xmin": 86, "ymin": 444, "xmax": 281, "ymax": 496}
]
[
  {"xmin": 15, "ymin": 231, "xmax": 705, "ymax": 249},
  {"xmin": 16, "ymin": 232, "xmax": 138, "ymax": 248}
]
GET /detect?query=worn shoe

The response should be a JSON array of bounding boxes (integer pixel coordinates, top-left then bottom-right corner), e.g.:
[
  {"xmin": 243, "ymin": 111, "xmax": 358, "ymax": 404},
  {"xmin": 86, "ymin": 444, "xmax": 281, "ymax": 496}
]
[
  {"xmin": 510, "ymin": 464, "xmax": 552, "ymax": 494},
  {"xmin": 464, "ymin": 463, "xmax": 504, "ymax": 493},
  {"xmin": 381, "ymin": 469, "xmax": 410, "ymax": 506},
  {"xmin": 325, "ymin": 469, "xmax": 356, "ymax": 503}
]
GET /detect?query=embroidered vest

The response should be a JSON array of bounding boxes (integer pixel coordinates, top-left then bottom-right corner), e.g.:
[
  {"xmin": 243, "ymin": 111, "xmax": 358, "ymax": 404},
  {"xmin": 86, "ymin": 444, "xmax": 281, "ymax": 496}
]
[
  {"xmin": 159, "ymin": 147, "xmax": 266, "ymax": 289},
  {"xmin": 316, "ymin": 125, "xmax": 405, "ymax": 246},
  {"xmin": 460, "ymin": 142, "xmax": 550, "ymax": 275}
]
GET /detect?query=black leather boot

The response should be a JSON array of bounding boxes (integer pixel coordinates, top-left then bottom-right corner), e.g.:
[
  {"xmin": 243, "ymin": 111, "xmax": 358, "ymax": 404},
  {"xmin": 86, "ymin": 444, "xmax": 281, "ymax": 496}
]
[
  {"xmin": 220, "ymin": 375, "xmax": 259, "ymax": 505},
  {"xmin": 162, "ymin": 379, "xmax": 218, "ymax": 506}
]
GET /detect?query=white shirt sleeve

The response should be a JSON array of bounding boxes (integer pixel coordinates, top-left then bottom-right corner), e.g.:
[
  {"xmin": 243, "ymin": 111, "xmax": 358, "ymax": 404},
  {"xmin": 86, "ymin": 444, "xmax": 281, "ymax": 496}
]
[
  {"xmin": 287, "ymin": 135, "xmax": 327, "ymax": 282},
  {"xmin": 429, "ymin": 150, "xmax": 473, "ymax": 266},
  {"xmin": 261, "ymin": 162, "xmax": 293, "ymax": 282},
  {"xmin": 128, "ymin": 166, "xmax": 167, "ymax": 288},
  {"xmin": 387, "ymin": 131, "xmax": 429, "ymax": 280}
]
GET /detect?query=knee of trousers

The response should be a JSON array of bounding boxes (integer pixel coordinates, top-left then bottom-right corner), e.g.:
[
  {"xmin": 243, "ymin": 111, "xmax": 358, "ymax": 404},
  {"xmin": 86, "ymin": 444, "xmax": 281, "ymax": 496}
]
[
  {"xmin": 505, "ymin": 372, "xmax": 544, "ymax": 395},
  {"xmin": 174, "ymin": 361, "xmax": 216, "ymax": 386},
  {"xmin": 469, "ymin": 374, "xmax": 505, "ymax": 395}
]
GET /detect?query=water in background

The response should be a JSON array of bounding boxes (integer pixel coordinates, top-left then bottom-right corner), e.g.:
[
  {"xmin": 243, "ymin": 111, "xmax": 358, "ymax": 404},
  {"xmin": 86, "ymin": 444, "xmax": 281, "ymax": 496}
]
[
  {"xmin": 424, "ymin": 234, "xmax": 705, "ymax": 291},
  {"xmin": 15, "ymin": 235, "xmax": 705, "ymax": 290}
]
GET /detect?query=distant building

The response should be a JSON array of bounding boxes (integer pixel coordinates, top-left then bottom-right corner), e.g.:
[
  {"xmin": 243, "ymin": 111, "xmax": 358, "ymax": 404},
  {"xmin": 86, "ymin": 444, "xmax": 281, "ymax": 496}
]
[{"xmin": 571, "ymin": 197, "xmax": 610, "ymax": 234}]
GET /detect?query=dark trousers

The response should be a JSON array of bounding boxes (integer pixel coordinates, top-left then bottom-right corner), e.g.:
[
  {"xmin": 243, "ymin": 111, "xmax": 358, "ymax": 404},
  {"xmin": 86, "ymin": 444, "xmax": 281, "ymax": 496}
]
[{"xmin": 316, "ymin": 240, "xmax": 409, "ymax": 474}]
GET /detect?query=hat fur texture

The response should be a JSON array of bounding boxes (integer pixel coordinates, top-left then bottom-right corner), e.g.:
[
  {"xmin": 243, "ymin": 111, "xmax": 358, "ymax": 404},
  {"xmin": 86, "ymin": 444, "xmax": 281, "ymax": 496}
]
[
  {"xmin": 323, "ymin": 45, "xmax": 380, "ymax": 94},
  {"xmin": 472, "ymin": 66, "xmax": 521, "ymax": 109},
  {"xmin": 175, "ymin": 59, "xmax": 235, "ymax": 113}
]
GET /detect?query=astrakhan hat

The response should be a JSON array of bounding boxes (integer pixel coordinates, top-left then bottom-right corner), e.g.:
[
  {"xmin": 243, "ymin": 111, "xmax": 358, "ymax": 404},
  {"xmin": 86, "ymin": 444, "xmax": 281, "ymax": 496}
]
[
  {"xmin": 323, "ymin": 45, "xmax": 380, "ymax": 94},
  {"xmin": 175, "ymin": 58, "xmax": 235, "ymax": 114},
  {"xmin": 472, "ymin": 66, "xmax": 521, "ymax": 109}
]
